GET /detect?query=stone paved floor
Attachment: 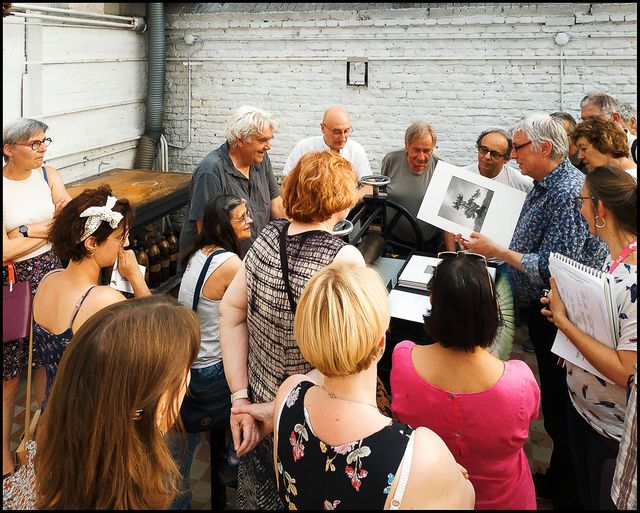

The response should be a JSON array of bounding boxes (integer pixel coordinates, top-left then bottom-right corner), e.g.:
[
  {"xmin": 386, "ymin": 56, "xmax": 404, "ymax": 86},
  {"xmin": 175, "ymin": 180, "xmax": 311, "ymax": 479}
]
[{"xmin": 10, "ymin": 311, "xmax": 553, "ymax": 509}]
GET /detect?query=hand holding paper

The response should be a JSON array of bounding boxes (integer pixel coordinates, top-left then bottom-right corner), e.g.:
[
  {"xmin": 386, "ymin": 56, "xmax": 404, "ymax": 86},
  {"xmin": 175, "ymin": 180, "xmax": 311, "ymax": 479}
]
[{"xmin": 111, "ymin": 250, "xmax": 145, "ymax": 294}]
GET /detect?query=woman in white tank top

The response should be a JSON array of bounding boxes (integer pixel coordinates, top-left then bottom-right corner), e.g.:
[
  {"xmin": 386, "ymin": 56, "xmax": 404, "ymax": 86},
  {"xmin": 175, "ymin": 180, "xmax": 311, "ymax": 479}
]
[
  {"xmin": 2, "ymin": 118, "xmax": 71, "ymax": 478},
  {"xmin": 170, "ymin": 194, "xmax": 252, "ymax": 509}
]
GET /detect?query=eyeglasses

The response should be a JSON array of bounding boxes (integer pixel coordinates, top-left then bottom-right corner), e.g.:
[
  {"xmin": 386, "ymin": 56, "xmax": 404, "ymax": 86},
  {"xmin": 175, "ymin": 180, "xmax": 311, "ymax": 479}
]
[
  {"xmin": 232, "ymin": 211, "xmax": 252, "ymax": 224},
  {"xmin": 512, "ymin": 141, "xmax": 533, "ymax": 153},
  {"xmin": 13, "ymin": 137, "xmax": 52, "ymax": 151},
  {"xmin": 574, "ymin": 195, "xmax": 595, "ymax": 208},
  {"xmin": 322, "ymin": 123, "xmax": 351, "ymax": 137},
  {"xmin": 478, "ymin": 145, "xmax": 506, "ymax": 160}
]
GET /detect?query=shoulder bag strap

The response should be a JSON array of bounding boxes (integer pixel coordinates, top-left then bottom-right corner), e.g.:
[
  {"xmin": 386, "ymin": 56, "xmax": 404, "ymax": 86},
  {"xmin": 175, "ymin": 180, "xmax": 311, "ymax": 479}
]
[
  {"xmin": 389, "ymin": 430, "xmax": 416, "ymax": 510},
  {"xmin": 41, "ymin": 165, "xmax": 49, "ymax": 184},
  {"xmin": 192, "ymin": 249, "xmax": 226, "ymax": 312},
  {"xmin": 24, "ymin": 306, "xmax": 34, "ymax": 442},
  {"xmin": 279, "ymin": 222, "xmax": 297, "ymax": 315}
]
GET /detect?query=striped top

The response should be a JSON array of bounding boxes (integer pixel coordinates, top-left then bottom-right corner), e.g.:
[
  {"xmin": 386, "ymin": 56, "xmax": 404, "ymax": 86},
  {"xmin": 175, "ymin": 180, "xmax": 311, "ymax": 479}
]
[{"xmin": 244, "ymin": 218, "xmax": 346, "ymax": 403}]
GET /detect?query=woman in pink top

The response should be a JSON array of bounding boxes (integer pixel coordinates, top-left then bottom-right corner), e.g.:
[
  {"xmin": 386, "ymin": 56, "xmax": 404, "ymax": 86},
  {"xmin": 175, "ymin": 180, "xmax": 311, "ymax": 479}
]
[{"xmin": 391, "ymin": 252, "xmax": 540, "ymax": 510}]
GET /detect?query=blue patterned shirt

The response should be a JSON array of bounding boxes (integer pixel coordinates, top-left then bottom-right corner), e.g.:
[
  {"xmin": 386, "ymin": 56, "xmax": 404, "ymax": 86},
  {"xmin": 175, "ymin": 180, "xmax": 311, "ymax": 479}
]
[{"xmin": 508, "ymin": 159, "xmax": 608, "ymax": 302}]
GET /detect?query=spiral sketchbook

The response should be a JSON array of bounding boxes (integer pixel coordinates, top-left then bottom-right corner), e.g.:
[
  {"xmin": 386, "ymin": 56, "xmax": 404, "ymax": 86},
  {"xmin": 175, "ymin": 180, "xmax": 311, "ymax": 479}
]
[{"xmin": 549, "ymin": 252, "xmax": 618, "ymax": 383}]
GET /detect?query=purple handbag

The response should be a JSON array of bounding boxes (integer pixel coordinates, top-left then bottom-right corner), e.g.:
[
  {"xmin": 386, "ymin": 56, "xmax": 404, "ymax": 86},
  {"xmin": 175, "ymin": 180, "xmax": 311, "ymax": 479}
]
[{"xmin": 3, "ymin": 262, "xmax": 33, "ymax": 343}]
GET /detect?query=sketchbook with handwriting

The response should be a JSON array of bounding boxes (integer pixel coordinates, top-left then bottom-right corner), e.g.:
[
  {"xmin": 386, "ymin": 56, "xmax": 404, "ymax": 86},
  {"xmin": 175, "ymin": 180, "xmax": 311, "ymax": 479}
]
[{"xmin": 549, "ymin": 252, "xmax": 618, "ymax": 383}]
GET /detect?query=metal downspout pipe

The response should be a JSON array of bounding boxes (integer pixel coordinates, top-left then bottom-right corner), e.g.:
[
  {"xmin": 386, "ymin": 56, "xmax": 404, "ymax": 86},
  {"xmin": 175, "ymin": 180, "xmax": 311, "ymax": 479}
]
[{"xmin": 134, "ymin": 3, "xmax": 165, "ymax": 170}]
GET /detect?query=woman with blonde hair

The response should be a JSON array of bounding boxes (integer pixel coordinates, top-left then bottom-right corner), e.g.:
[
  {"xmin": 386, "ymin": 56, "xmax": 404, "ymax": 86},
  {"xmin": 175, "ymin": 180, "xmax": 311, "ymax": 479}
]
[
  {"xmin": 2, "ymin": 295, "xmax": 200, "ymax": 509},
  {"xmin": 219, "ymin": 150, "xmax": 365, "ymax": 508},
  {"xmin": 272, "ymin": 263, "xmax": 474, "ymax": 509},
  {"xmin": 571, "ymin": 117, "xmax": 637, "ymax": 179}
]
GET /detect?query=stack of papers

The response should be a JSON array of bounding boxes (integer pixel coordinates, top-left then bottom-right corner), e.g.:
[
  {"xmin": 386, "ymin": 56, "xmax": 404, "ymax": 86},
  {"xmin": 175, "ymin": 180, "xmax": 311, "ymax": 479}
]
[{"xmin": 397, "ymin": 255, "xmax": 442, "ymax": 291}]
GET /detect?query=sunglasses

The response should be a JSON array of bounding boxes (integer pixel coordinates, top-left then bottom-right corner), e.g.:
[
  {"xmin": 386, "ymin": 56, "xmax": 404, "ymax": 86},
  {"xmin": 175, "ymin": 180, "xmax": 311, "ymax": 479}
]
[
  {"xmin": 437, "ymin": 251, "xmax": 488, "ymax": 266},
  {"xmin": 436, "ymin": 251, "xmax": 494, "ymax": 294}
]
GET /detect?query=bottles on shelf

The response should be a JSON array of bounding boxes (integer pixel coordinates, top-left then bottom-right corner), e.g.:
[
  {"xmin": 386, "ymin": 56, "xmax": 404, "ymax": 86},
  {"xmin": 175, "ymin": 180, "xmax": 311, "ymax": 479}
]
[
  {"xmin": 166, "ymin": 229, "xmax": 179, "ymax": 277},
  {"xmin": 146, "ymin": 238, "xmax": 162, "ymax": 289},
  {"xmin": 134, "ymin": 239, "xmax": 150, "ymax": 285},
  {"xmin": 128, "ymin": 220, "xmax": 183, "ymax": 291},
  {"xmin": 158, "ymin": 235, "xmax": 171, "ymax": 283}
]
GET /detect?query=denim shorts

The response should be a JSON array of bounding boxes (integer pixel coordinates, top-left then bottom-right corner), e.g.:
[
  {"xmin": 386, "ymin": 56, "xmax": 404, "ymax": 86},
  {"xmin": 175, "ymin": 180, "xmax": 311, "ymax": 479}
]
[{"xmin": 180, "ymin": 361, "xmax": 231, "ymax": 433}]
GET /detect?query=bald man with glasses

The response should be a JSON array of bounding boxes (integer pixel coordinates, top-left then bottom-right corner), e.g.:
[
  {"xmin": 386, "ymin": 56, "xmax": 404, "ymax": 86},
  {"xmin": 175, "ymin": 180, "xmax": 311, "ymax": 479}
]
[{"xmin": 282, "ymin": 106, "xmax": 372, "ymax": 179}]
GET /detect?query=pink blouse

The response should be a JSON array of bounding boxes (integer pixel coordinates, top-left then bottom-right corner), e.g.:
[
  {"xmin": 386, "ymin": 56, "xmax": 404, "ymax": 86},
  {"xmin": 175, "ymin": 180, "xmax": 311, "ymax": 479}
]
[{"xmin": 391, "ymin": 341, "xmax": 540, "ymax": 510}]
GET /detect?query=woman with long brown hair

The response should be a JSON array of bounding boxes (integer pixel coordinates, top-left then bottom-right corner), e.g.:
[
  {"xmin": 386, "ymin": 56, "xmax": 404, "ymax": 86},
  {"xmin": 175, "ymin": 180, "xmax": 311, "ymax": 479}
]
[{"xmin": 2, "ymin": 295, "xmax": 200, "ymax": 509}]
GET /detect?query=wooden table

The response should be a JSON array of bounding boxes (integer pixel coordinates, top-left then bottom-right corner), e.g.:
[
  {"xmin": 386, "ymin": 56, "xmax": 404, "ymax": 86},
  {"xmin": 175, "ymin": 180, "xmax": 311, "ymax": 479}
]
[{"xmin": 66, "ymin": 168, "xmax": 192, "ymax": 231}]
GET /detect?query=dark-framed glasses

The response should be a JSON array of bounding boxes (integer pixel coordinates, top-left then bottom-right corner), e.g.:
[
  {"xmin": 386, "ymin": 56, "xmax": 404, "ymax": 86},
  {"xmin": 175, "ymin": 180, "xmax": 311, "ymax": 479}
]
[
  {"xmin": 322, "ymin": 123, "xmax": 351, "ymax": 137},
  {"xmin": 512, "ymin": 140, "xmax": 533, "ymax": 153},
  {"xmin": 14, "ymin": 137, "xmax": 52, "ymax": 151},
  {"xmin": 478, "ymin": 145, "xmax": 506, "ymax": 160},
  {"xmin": 574, "ymin": 195, "xmax": 595, "ymax": 208}
]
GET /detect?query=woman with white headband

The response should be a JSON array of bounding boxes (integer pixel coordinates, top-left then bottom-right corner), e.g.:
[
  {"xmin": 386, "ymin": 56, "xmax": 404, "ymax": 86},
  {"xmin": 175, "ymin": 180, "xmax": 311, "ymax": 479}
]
[{"xmin": 32, "ymin": 184, "xmax": 150, "ymax": 410}]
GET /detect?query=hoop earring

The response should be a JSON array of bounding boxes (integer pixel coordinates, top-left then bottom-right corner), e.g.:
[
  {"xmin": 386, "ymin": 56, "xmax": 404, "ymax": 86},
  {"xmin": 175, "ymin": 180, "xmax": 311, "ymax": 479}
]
[
  {"xmin": 594, "ymin": 216, "xmax": 606, "ymax": 229},
  {"xmin": 88, "ymin": 249, "xmax": 95, "ymax": 258}
]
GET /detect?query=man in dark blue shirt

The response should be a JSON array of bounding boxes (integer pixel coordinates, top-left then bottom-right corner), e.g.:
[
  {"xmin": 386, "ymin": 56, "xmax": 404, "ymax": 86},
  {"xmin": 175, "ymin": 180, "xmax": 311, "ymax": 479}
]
[
  {"xmin": 457, "ymin": 113, "xmax": 608, "ymax": 509},
  {"xmin": 178, "ymin": 106, "xmax": 286, "ymax": 265}
]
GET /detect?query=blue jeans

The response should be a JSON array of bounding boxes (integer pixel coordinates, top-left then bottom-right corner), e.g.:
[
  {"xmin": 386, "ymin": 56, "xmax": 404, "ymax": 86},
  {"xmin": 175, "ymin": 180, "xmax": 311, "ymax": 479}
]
[{"xmin": 169, "ymin": 361, "xmax": 231, "ymax": 510}]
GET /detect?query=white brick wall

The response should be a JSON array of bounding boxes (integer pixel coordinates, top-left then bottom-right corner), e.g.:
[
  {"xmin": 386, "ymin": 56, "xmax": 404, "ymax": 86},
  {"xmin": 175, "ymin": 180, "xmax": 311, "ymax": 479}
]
[{"xmin": 164, "ymin": 3, "xmax": 637, "ymax": 175}]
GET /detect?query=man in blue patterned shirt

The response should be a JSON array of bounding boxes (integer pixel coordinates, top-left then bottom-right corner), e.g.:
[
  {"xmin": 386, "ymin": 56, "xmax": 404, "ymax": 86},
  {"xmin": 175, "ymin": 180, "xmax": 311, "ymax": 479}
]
[{"xmin": 457, "ymin": 113, "xmax": 608, "ymax": 509}]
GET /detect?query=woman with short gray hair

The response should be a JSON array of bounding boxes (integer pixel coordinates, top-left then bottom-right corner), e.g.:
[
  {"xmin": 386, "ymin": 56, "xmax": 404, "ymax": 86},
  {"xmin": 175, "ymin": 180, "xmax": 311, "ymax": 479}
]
[{"xmin": 2, "ymin": 117, "xmax": 71, "ymax": 478}]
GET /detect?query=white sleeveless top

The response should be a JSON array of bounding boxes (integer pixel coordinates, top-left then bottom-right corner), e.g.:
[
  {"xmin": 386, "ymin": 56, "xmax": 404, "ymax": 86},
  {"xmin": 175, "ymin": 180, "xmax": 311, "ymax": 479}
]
[
  {"xmin": 3, "ymin": 168, "xmax": 55, "ymax": 262},
  {"xmin": 178, "ymin": 248, "xmax": 235, "ymax": 368}
]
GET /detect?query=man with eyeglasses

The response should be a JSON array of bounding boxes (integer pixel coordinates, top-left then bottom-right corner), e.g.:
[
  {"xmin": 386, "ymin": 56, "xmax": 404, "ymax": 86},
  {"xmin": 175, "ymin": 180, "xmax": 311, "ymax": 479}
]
[
  {"xmin": 178, "ymin": 105, "xmax": 286, "ymax": 267},
  {"xmin": 456, "ymin": 113, "xmax": 608, "ymax": 510},
  {"xmin": 464, "ymin": 128, "xmax": 533, "ymax": 192},
  {"xmin": 282, "ymin": 106, "xmax": 372, "ymax": 181}
]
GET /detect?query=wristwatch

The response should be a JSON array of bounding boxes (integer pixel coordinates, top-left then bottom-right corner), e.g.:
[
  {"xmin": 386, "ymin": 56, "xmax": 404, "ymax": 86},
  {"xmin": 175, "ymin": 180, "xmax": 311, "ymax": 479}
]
[{"xmin": 18, "ymin": 225, "xmax": 28, "ymax": 237}]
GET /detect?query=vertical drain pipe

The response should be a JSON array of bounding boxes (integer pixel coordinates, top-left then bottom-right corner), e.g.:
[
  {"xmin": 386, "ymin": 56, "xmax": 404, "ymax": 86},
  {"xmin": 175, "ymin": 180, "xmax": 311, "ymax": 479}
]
[
  {"xmin": 134, "ymin": 3, "xmax": 165, "ymax": 169},
  {"xmin": 554, "ymin": 32, "xmax": 570, "ymax": 113}
]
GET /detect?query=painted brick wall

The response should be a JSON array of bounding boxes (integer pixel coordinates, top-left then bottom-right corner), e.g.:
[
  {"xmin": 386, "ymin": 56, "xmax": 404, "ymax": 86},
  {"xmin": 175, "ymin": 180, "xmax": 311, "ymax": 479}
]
[{"xmin": 164, "ymin": 3, "xmax": 637, "ymax": 176}]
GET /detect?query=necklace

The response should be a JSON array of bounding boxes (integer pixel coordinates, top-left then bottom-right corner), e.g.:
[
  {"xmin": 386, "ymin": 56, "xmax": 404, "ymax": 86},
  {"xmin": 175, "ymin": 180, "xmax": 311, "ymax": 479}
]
[{"xmin": 321, "ymin": 386, "xmax": 379, "ymax": 410}]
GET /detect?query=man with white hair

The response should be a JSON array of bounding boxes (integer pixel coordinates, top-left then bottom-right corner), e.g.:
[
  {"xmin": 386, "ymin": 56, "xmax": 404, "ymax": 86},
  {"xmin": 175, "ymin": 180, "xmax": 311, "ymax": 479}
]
[
  {"xmin": 282, "ymin": 106, "xmax": 371, "ymax": 179},
  {"xmin": 178, "ymin": 105, "xmax": 285, "ymax": 262},
  {"xmin": 457, "ymin": 113, "xmax": 608, "ymax": 509}
]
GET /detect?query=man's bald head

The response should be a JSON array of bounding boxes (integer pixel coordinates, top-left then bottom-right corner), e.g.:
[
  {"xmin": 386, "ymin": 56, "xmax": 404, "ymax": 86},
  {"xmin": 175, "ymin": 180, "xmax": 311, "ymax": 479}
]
[{"xmin": 321, "ymin": 106, "xmax": 351, "ymax": 151}]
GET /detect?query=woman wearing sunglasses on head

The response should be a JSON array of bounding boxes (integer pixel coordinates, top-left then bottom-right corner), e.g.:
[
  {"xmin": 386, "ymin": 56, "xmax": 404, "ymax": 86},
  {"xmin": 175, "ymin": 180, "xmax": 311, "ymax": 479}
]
[
  {"xmin": 541, "ymin": 166, "xmax": 637, "ymax": 509},
  {"xmin": 390, "ymin": 252, "xmax": 541, "ymax": 510},
  {"xmin": 32, "ymin": 185, "xmax": 150, "ymax": 411},
  {"xmin": 2, "ymin": 118, "xmax": 71, "ymax": 478}
]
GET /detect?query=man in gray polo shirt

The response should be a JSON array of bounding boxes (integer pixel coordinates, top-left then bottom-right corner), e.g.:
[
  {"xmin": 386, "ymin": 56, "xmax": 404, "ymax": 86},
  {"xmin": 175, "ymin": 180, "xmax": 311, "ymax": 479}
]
[{"xmin": 178, "ymin": 105, "xmax": 286, "ymax": 264}]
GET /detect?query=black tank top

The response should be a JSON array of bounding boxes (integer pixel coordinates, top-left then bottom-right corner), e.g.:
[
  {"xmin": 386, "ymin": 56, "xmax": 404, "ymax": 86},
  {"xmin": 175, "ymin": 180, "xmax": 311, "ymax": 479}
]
[{"xmin": 276, "ymin": 380, "xmax": 414, "ymax": 510}]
